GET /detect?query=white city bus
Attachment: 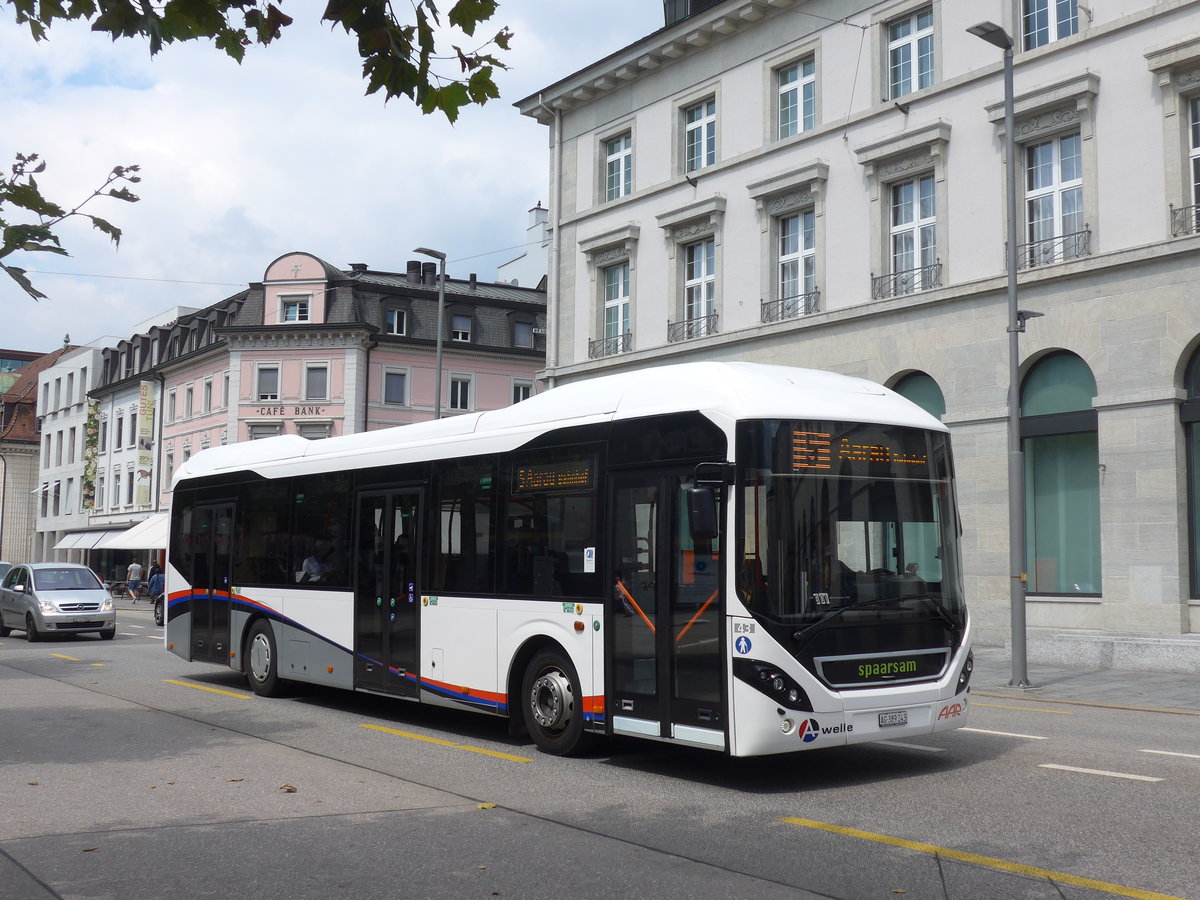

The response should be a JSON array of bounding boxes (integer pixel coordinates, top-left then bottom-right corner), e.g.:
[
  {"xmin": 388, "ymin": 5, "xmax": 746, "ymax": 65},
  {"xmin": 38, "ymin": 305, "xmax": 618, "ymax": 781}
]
[{"xmin": 165, "ymin": 362, "xmax": 972, "ymax": 756}]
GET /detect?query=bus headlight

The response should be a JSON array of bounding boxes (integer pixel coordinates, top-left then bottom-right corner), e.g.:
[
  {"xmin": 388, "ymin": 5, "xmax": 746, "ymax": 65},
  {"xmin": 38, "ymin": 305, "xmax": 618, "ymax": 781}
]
[
  {"xmin": 957, "ymin": 650, "xmax": 974, "ymax": 693},
  {"xmin": 732, "ymin": 659, "xmax": 813, "ymax": 711}
]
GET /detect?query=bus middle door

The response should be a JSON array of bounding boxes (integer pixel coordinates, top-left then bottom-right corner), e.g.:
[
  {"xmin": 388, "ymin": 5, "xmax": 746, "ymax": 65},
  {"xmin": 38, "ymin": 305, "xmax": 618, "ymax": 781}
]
[
  {"xmin": 189, "ymin": 503, "xmax": 234, "ymax": 664},
  {"xmin": 609, "ymin": 471, "xmax": 725, "ymax": 750},
  {"xmin": 354, "ymin": 489, "xmax": 421, "ymax": 697}
]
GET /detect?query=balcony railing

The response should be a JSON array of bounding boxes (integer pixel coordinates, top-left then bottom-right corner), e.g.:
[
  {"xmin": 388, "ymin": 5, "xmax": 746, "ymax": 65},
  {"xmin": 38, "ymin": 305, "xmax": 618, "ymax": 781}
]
[
  {"xmin": 587, "ymin": 332, "xmax": 632, "ymax": 359},
  {"xmin": 667, "ymin": 313, "xmax": 718, "ymax": 343},
  {"xmin": 1170, "ymin": 203, "xmax": 1200, "ymax": 236},
  {"xmin": 1011, "ymin": 226, "xmax": 1091, "ymax": 270},
  {"xmin": 761, "ymin": 290, "xmax": 820, "ymax": 323},
  {"xmin": 871, "ymin": 260, "xmax": 942, "ymax": 300}
]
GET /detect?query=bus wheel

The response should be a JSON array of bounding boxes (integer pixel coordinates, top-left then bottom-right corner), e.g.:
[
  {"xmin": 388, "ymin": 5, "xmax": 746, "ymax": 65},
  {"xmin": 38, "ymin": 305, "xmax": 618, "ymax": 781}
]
[
  {"xmin": 246, "ymin": 619, "xmax": 286, "ymax": 697},
  {"xmin": 522, "ymin": 650, "xmax": 589, "ymax": 756}
]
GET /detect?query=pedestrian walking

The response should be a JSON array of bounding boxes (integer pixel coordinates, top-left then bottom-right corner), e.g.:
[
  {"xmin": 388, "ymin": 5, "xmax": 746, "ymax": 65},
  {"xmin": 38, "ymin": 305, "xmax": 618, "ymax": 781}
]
[{"xmin": 126, "ymin": 558, "xmax": 143, "ymax": 602}]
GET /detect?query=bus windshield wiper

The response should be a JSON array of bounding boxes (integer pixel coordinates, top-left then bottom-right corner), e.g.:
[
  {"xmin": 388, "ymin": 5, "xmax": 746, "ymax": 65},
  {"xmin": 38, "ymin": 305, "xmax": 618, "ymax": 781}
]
[
  {"xmin": 791, "ymin": 596, "xmax": 908, "ymax": 642},
  {"xmin": 895, "ymin": 592, "xmax": 963, "ymax": 632}
]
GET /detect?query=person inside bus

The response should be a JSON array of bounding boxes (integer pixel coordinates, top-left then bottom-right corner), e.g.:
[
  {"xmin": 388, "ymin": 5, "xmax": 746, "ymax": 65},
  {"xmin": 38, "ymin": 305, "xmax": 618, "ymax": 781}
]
[{"xmin": 301, "ymin": 541, "xmax": 334, "ymax": 583}]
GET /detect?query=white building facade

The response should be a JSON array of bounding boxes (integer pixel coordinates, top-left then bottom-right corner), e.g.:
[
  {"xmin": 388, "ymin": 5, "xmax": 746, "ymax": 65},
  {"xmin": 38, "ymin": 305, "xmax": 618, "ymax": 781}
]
[{"xmin": 520, "ymin": 0, "xmax": 1200, "ymax": 646}]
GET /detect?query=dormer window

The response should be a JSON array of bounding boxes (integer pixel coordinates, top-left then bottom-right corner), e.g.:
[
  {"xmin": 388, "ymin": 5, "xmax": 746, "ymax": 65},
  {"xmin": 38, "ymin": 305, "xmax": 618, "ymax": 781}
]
[
  {"xmin": 385, "ymin": 308, "xmax": 407, "ymax": 335},
  {"xmin": 452, "ymin": 313, "xmax": 472, "ymax": 342},
  {"xmin": 281, "ymin": 295, "xmax": 311, "ymax": 323}
]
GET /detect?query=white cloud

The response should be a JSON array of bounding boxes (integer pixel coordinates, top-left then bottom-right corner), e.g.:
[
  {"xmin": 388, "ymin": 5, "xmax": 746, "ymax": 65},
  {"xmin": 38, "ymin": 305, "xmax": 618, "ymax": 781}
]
[{"xmin": 0, "ymin": 1, "xmax": 663, "ymax": 349}]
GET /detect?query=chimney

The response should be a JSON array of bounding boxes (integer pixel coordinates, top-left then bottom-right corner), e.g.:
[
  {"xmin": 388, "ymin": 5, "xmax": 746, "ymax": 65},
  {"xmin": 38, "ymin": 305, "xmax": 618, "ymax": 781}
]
[
  {"xmin": 422, "ymin": 262, "xmax": 437, "ymax": 285},
  {"xmin": 406, "ymin": 260, "xmax": 422, "ymax": 282},
  {"xmin": 349, "ymin": 263, "xmax": 367, "ymax": 273},
  {"xmin": 529, "ymin": 202, "xmax": 548, "ymax": 228},
  {"xmin": 469, "ymin": 273, "xmax": 477, "ymax": 291}
]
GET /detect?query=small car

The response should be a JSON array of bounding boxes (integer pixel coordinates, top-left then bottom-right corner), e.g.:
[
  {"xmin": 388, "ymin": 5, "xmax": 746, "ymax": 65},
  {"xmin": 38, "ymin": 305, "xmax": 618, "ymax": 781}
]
[{"xmin": 0, "ymin": 563, "xmax": 116, "ymax": 641}]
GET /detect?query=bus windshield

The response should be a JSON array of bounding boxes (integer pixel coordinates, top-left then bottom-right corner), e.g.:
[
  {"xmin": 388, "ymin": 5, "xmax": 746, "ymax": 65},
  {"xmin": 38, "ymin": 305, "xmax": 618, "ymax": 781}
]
[{"xmin": 737, "ymin": 420, "xmax": 965, "ymax": 631}]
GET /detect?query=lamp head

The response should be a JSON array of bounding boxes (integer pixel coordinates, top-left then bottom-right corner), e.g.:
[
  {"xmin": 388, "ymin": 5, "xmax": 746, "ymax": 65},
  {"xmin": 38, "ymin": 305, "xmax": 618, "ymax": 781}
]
[{"xmin": 967, "ymin": 21, "xmax": 1013, "ymax": 51}]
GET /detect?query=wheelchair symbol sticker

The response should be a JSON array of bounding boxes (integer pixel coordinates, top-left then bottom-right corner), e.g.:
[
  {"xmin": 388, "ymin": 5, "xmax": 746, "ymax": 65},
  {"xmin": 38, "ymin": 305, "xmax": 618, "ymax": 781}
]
[{"xmin": 735, "ymin": 635, "xmax": 752, "ymax": 655}]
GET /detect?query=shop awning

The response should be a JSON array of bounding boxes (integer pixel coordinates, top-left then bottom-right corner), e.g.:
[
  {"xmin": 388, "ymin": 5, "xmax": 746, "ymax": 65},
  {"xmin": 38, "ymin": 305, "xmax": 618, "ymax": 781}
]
[
  {"xmin": 52, "ymin": 530, "xmax": 125, "ymax": 551},
  {"xmin": 96, "ymin": 513, "xmax": 169, "ymax": 550}
]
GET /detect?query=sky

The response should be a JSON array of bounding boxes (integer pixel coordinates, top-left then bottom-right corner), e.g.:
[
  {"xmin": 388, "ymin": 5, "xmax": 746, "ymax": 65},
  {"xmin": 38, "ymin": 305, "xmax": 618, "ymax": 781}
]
[{"xmin": 0, "ymin": 1, "xmax": 665, "ymax": 352}]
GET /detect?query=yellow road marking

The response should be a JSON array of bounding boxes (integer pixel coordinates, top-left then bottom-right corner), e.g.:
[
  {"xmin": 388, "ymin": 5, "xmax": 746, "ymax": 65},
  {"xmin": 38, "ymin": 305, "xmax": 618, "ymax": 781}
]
[
  {"xmin": 973, "ymin": 690, "xmax": 1199, "ymax": 717},
  {"xmin": 51, "ymin": 653, "xmax": 82, "ymax": 661},
  {"xmin": 779, "ymin": 817, "xmax": 1186, "ymax": 900},
  {"xmin": 975, "ymin": 701, "xmax": 1073, "ymax": 715},
  {"xmin": 90, "ymin": 663, "xmax": 105, "ymax": 668},
  {"xmin": 163, "ymin": 679, "xmax": 251, "ymax": 699},
  {"xmin": 359, "ymin": 723, "xmax": 532, "ymax": 763}
]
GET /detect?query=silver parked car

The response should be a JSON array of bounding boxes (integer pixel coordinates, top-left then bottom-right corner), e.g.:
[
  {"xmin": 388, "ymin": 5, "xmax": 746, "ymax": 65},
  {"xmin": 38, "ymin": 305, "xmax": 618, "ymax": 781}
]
[{"xmin": 0, "ymin": 563, "xmax": 116, "ymax": 641}]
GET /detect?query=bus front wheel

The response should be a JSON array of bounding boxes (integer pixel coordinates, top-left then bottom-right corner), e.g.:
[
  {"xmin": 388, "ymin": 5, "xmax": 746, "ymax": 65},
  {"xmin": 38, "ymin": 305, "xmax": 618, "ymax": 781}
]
[
  {"xmin": 246, "ymin": 619, "xmax": 287, "ymax": 697},
  {"xmin": 521, "ymin": 650, "xmax": 589, "ymax": 756}
]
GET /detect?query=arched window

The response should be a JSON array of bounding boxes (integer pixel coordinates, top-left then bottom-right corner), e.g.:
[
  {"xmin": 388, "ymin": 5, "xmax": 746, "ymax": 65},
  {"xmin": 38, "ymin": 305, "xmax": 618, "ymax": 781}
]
[
  {"xmin": 893, "ymin": 371, "xmax": 946, "ymax": 419},
  {"xmin": 1021, "ymin": 352, "xmax": 1099, "ymax": 595},
  {"xmin": 1181, "ymin": 346, "xmax": 1200, "ymax": 597}
]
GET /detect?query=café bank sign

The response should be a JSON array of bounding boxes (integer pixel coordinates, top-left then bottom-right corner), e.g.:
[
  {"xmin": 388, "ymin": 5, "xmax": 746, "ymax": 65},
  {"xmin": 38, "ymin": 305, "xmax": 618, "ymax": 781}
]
[{"xmin": 258, "ymin": 405, "xmax": 328, "ymax": 416}]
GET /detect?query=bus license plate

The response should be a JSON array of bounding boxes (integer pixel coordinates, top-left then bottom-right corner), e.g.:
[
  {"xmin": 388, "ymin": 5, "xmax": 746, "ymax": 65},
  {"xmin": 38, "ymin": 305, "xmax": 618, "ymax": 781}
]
[{"xmin": 879, "ymin": 711, "xmax": 908, "ymax": 728}]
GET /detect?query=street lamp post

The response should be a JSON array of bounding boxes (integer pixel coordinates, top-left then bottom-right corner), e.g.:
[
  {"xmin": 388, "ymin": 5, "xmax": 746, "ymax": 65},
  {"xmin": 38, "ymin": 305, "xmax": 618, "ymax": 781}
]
[
  {"xmin": 967, "ymin": 21, "xmax": 1032, "ymax": 687},
  {"xmin": 414, "ymin": 247, "xmax": 447, "ymax": 420}
]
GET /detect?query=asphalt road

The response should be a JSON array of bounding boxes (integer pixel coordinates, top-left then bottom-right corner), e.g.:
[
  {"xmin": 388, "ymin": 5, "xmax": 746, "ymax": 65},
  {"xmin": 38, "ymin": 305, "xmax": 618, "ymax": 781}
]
[{"xmin": 1, "ymin": 610, "xmax": 1196, "ymax": 900}]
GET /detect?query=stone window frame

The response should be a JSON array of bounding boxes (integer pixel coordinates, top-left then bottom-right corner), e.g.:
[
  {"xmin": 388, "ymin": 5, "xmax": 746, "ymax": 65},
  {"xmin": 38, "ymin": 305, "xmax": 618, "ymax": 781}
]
[
  {"xmin": 448, "ymin": 372, "xmax": 473, "ymax": 413},
  {"xmin": 747, "ymin": 162, "xmax": 829, "ymax": 310},
  {"xmin": 656, "ymin": 196, "xmax": 726, "ymax": 332},
  {"xmin": 279, "ymin": 293, "xmax": 312, "ymax": 323},
  {"xmin": 382, "ymin": 366, "xmax": 409, "ymax": 406},
  {"xmin": 871, "ymin": 0, "xmax": 941, "ymax": 104},
  {"xmin": 855, "ymin": 121, "xmax": 950, "ymax": 292},
  {"xmin": 1015, "ymin": 0, "xmax": 1085, "ymax": 53},
  {"xmin": 1147, "ymin": 37, "xmax": 1200, "ymax": 223},
  {"xmin": 580, "ymin": 224, "xmax": 641, "ymax": 350},
  {"xmin": 596, "ymin": 118, "xmax": 636, "ymax": 205},
  {"xmin": 986, "ymin": 72, "xmax": 1100, "ymax": 252},
  {"xmin": 304, "ymin": 360, "xmax": 330, "ymax": 402},
  {"xmin": 673, "ymin": 82, "xmax": 721, "ymax": 179},
  {"xmin": 763, "ymin": 39, "xmax": 821, "ymax": 144}
]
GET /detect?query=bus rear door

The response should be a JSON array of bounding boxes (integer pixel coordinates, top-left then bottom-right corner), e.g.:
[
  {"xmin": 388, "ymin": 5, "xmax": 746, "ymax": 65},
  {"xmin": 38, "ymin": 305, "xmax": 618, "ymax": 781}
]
[{"xmin": 610, "ymin": 472, "xmax": 725, "ymax": 750}]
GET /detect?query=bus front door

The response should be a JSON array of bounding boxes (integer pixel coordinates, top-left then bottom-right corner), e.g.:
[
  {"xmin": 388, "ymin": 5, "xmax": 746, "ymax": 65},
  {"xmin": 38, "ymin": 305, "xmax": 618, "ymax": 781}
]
[
  {"xmin": 189, "ymin": 503, "xmax": 234, "ymax": 663},
  {"xmin": 610, "ymin": 473, "xmax": 725, "ymax": 749},
  {"xmin": 354, "ymin": 490, "xmax": 421, "ymax": 697}
]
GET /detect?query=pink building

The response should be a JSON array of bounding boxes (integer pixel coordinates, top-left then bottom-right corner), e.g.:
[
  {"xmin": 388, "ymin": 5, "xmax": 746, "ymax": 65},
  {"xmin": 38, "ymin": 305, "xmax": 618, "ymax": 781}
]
[{"xmin": 89, "ymin": 252, "xmax": 545, "ymax": 512}]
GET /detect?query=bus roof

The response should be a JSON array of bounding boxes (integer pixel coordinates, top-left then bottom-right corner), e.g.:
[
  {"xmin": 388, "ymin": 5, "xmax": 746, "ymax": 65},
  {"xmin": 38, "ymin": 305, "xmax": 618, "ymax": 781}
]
[{"xmin": 173, "ymin": 362, "xmax": 945, "ymax": 484}]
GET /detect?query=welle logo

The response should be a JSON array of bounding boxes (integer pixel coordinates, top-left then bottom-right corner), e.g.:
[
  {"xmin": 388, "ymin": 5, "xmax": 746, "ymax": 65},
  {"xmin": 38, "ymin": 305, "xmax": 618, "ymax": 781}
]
[{"xmin": 797, "ymin": 718, "xmax": 854, "ymax": 742}]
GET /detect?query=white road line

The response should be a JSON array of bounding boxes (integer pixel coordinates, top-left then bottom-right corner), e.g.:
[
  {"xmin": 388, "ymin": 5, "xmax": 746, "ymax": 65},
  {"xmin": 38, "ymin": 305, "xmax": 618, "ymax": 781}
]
[
  {"xmin": 876, "ymin": 740, "xmax": 945, "ymax": 753},
  {"xmin": 1139, "ymin": 748, "xmax": 1200, "ymax": 760},
  {"xmin": 118, "ymin": 632, "xmax": 140, "ymax": 636},
  {"xmin": 1039, "ymin": 763, "xmax": 1163, "ymax": 783},
  {"xmin": 961, "ymin": 727, "xmax": 1047, "ymax": 740}
]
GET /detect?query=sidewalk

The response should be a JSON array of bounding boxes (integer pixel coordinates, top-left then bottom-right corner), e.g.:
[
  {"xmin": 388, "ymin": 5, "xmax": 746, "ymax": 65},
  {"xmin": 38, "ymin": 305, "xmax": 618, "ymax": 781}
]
[{"xmin": 971, "ymin": 644, "xmax": 1200, "ymax": 714}]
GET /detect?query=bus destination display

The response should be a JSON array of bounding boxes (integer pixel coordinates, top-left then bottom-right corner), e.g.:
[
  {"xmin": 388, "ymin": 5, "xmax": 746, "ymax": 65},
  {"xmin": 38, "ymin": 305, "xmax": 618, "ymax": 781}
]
[
  {"xmin": 513, "ymin": 459, "xmax": 595, "ymax": 494},
  {"xmin": 792, "ymin": 429, "xmax": 929, "ymax": 473}
]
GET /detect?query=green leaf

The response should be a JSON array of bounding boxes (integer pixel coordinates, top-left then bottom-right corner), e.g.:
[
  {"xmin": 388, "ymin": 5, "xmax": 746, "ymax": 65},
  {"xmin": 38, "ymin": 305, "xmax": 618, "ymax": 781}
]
[
  {"xmin": 86, "ymin": 214, "xmax": 123, "ymax": 246},
  {"xmin": 447, "ymin": 0, "xmax": 499, "ymax": 37},
  {"xmin": 2, "ymin": 264, "xmax": 50, "ymax": 301}
]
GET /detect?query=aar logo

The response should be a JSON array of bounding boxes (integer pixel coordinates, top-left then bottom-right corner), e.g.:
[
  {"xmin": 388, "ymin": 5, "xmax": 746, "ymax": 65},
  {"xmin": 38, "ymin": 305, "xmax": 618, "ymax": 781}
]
[
  {"xmin": 797, "ymin": 718, "xmax": 821, "ymax": 743},
  {"xmin": 937, "ymin": 701, "xmax": 966, "ymax": 720}
]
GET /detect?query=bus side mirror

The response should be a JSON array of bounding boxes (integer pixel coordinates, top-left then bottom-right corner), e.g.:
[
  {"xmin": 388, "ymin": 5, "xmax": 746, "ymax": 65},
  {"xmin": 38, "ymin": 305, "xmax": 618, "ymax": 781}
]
[{"xmin": 687, "ymin": 486, "xmax": 718, "ymax": 543}]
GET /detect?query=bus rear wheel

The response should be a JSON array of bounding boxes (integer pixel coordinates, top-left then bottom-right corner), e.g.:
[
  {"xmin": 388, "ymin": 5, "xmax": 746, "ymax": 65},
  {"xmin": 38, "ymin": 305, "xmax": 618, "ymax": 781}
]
[
  {"xmin": 246, "ymin": 619, "xmax": 287, "ymax": 697},
  {"xmin": 521, "ymin": 650, "xmax": 589, "ymax": 756}
]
